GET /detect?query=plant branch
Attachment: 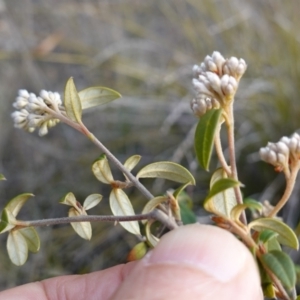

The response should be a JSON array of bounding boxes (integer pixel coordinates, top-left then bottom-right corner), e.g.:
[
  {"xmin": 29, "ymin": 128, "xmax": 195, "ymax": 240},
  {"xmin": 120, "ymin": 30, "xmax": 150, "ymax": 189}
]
[
  {"xmin": 224, "ymin": 103, "xmax": 246, "ymax": 224},
  {"xmin": 267, "ymin": 161, "xmax": 300, "ymax": 218},
  {"xmin": 214, "ymin": 122, "xmax": 231, "ymax": 175},
  {"xmin": 14, "ymin": 209, "xmax": 178, "ymax": 230}
]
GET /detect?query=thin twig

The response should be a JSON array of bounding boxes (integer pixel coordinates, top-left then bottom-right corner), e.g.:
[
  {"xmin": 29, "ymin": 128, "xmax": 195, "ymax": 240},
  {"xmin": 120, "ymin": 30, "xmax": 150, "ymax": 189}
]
[
  {"xmin": 224, "ymin": 103, "xmax": 246, "ymax": 225},
  {"xmin": 14, "ymin": 209, "xmax": 177, "ymax": 230},
  {"xmin": 214, "ymin": 122, "xmax": 231, "ymax": 175},
  {"xmin": 268, "ymin": 161, "xmax": 300, "ymax": 218}
]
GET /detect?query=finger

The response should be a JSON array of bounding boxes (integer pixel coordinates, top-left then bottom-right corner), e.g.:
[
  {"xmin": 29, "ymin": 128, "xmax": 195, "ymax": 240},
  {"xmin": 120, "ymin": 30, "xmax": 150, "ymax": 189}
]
[{"xmin": 111, "ymin": 224, "xmax": 263, "ymax": 300}]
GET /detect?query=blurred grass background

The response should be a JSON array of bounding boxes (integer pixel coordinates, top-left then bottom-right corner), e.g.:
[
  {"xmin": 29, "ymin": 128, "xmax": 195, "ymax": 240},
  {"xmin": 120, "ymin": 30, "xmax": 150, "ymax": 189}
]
[{"xmin": 1, "ymin": 0, "xmax": 300, "ymax": 290}]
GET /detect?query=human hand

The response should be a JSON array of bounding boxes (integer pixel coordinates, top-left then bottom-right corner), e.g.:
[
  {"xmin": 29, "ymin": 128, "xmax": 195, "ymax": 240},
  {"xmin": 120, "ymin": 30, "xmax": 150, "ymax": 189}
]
[{"xmin": 0, "ymin": 224, "xmax": 263, "ymax": 300}]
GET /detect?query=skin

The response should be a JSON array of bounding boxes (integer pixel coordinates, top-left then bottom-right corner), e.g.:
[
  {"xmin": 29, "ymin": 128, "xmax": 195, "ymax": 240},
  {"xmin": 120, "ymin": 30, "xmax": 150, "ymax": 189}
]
[{"xmin": 0, "ymin": 224, "xmax": 263, "ymax": 300}]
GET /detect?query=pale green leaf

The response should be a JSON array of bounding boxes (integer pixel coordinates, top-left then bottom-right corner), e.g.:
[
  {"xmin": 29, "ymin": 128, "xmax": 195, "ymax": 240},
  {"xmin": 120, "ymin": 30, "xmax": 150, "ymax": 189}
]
[
  {"xmin": 19, "ymin": 227, "xmax": 40, "ymax": 253},
  {"xmin": 0, "ymin": 174, "xmax": 6, "ymax": 180},
  {"xmin": 258, "ymin": 230, "xmax": 279, "ymax": 245},
  {"xmin": 0, "ymin": 208, "xmax": 16, "ymax": 234},
  {"xmin": 204, "ymin": 169, "xmax": 238, "ymax": 217},
  {"xmin": 78, "ymin": 86, "xmax": 121, "ymax": 110},
  {"xmin": 142, "ymin": 196, "xmax": 168, "ymax": 215},
  {"xmin": 109, "ymin": 188, "xmax": 141, "ymax": 235},
  {"xmin": 261, "ymin": 250, "xmax": 296, "ymax": 292},
  {"xmin": 59, "ymin": 192, "xmax": 77, "ymax": 207},
  {"xmin": 141, "ymin": 196, "xmax": 168, "ymax": 224},
  {"xmin": 194, "ymin": 108, "xmax": 223, "ymax": 171},
  {"xmin": 64, "ymin": 77, "xmax": 82, "ymax": 123},
  {"xmin": 83, "ymin": 194, "xmax": 103, "ymax": 210},
  {"xmin": 249, "ymin": 218, "xmax": 299, "ymax": 250},
  {"xmin": 123, "ymin": 155, "xmax": 141, "ymax": 181},
  {"xmin": 231, "ymin": 201, "xmax": 263, "ymax": 222},
  {"xmin": 5, "ymin": 193, "xmax": 34, "ymax": 217},
  {"xmin": 69, "ymin": 207, "xmax": 92, "ymax": 240},
  {"xmin": 137, "ymin": 161, "xmax": 195, "ymax": 185},
  {"xmin": 7, "ymin": 230, "xmax": 28, "ymax": 266},
  {"xmin": 145, "ymin": 220, "xmax": 159, "ymax": 247},
  {"xmin": 127, "ymin": 242, "xmax": 148, "ymax": 261},
  {"xmin": 92, "ymin": 156, "xmax": 114, "ymax": 184},
  {"xmin": 173, "ymin": 182, "xmax": 191, "ymax": 200}
]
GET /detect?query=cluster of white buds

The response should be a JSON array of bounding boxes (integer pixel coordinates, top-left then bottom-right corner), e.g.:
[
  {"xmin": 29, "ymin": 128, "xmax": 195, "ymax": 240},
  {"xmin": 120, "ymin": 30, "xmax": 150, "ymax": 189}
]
[
  {"xmin": 11, "ymin": 90, "xmax": 62, "ymax": 136},
  {"xmin": 192, "ymin": 51, "xmax": 247, "ymax": 110},
  {"xmin": 190, "ymin": 95, "xmax": 220, "ymax": 117},
  {"xmin": 259, "ymin": 133, "xmax": 300, "ymax": 173}
]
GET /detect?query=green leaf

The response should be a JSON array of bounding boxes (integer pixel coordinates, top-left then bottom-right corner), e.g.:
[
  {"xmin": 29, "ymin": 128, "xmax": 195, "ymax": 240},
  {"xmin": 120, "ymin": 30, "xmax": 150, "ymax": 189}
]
[
  {"xmin": 19, "ymin": 227, "xmax": 40, "ymax": 253},
  {"xmin": 0, "ymin": 174, "xmax": 6, "ymax": 180},
  {"xmin": 231, "ymin": 200, "xmax": 263, "ymax": 222},
  {"xmin": 127, "ymin": 242, "xmax": 148, "ymax": 261},
  {"xmin": 249, "ymin": 218, "xmax": 299, "ymax": 250},
  {"xmin": 7, "ymin": 230, "xmax": 28, "ymax": 266},
  {"xmin": 137, "ymin": 161, "xmax": 195, "ymax": 185},
  {"xmin": 109, "ymin": 188, "xmax": 141, "ymax": 235},
  {"xmin": 64, "ymin": 77, "xmax": 82, "ymax": 123},
  {"xmin": 0, "ymin": 209, "xmax": 16, "ymax": 234},
  {"xmin": 173, "ymin": 182, "xmax": 191, "ymax": 200},
  {"xmin": 69, "ymin": 207, "xmax": 92, "ymax": 240},
  {"xmin": 145, "ymin": 220, "xmax": 159, "ymax": 248},
  {"xmin": 260, "ymin": 250, "xmax": 296, "ymax": 293},
  {"xmin": 258, "ymin": 230, "xmax": 279, "ymax": 245},
  {"xmin": 78, "ymin": 86, "xmax": 121, "ymax": 110},
  {"xmin": 194, "ymin": 108, "xmax": 223, "ymax": 171},
  {"xmin": 141, "ymin": 196, "xmax": 168, "ymax": 224},
  {"xmin": 92, "ymin": 156, "xmax": 114, "ymax": 184},
  {"xmin": 83, "ymin": 194, "xmax": 103, "ymax": 210},
  {"xmin": 204, "ymin": 169, "xmax": 239, "ymax": 217},
  {"xmin": 179, "ymin": 201, "xmax": 197, "ymax": 224},
  {"xmin": 5, "ymin": 193, "xmax": 34, "ymax": 217},
  {"xmin": 124, "ymin": 155, "xmax": 141, "ymax": 172},
  {"xmin": 59, "ymin": 192, "xmax": 77, "ymax": 207}
]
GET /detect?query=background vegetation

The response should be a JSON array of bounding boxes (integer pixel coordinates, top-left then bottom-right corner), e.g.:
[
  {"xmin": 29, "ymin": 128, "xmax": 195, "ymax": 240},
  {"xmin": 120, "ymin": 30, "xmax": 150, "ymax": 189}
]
[{"xmin": 0, "ymin": 0, "xmax": 300, "ymax": 290}]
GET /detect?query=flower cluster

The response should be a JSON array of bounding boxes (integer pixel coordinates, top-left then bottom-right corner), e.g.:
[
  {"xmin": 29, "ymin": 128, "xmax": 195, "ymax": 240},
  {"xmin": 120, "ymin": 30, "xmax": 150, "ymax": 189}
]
[
  {"xmin": 191, "ymin": 51, "xmax": 247, "ymax": 117},
  {"xmin": 260, "ymin": 133, "xmax": 300, "ymax": 173},
  {"xmin": 11, "ymin": 90, "xmax": 62, "ymax": 136}
]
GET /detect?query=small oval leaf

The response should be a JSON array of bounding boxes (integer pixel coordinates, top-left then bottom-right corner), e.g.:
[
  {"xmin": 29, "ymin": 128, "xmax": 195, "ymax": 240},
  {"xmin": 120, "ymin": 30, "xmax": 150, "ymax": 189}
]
[
  {"xmin": 7, "ymin": 230, "xmax": 28, "ymax": 266},
  {"xmin": 92, "ymin": 156, "xmax": 114, "ymax": 184},
  {"xmin": 0, "ymin": 209, "xmax": 16, "ymax": 234},
  {"xmin": 260, "ymin": 250, "xmax": 296, "ymax": 292},
  {"xmin": 194, "ymin": 108, "xmax": 223, "ymax": 171},
  {"xmin": 5, "ymin": 193, "xmax": 34, "ymax": 217},
  {"xmin": 249, "ymin": 218, "xmax": 299, "ymax": 250},
  {"xmin": 109, "ymin": 188, "xmax": 141, "ymax": 235},
  {"xmin": 83, "ymin": 194, "xmax": 103, "ymax": 210},
  {"xmin": 127, "ymin": 242, "xmax": 148, "ymax": 262},
  {"xmin": 141, "ymin": 196, "xmax": 168, "ymax": 224},
  {"xmin": 78, "ymin": 86, "xmax": 121, "ymax": 110},
  {"xmin": 19, "ymin": 227, "xmax": 40, "ymax": 253},
  {"xmin": 258, "ymin": 230, "xmax": 279, "ymax": 245},
  {"xmin": 124, "ymin": 155, "xmax": 141, "ymax": 173},
  {"xmin": 69, "ymin": 207, "xmax": 92, "ymax": 240},
  {"xmin": 145, "ymin": 220, "xmax": 159, "ymax": 247},
  {"xmin": 137, "ymin": 161, "xmax": 195, "ymax": 185},
  {"xmin": 59, "ymin": 192, "xmax": 77, "ymax": 207},
  {"xmin": 64, "ymin": 77, "xmax": 82, "ymax": 123},
  {"xmin": 204, "ymin": 169, "xmax": 239, "ymax": 217}
]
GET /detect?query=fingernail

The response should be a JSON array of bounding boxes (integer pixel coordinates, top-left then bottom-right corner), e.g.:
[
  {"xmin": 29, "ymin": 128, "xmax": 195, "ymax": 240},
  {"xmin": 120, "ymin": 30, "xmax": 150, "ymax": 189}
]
[{"xmin": 145, "ymin": 224, "xmax": 249, "ymax": 282}]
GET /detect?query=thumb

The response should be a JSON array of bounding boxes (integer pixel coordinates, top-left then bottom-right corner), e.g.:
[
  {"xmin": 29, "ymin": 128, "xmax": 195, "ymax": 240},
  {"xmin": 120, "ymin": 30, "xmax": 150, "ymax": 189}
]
[{"xmin": 112, "ymin": 224, "xmax": 263, "ymax": 300}]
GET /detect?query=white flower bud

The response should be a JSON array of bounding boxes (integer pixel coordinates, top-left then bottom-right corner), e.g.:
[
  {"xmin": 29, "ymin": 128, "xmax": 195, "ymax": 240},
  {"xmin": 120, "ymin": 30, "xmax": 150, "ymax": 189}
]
[
  {"xmin": 276, "ymin": 141, "xmax": 289, "ymax": 157},
  {"xmin": 206, "ymin": 72, "xmax": 222, "ymax": 96},
  {"xmin": 38, "ymin": 123, "xmax": 49, "ymax": 136},
  {"xmin": 223, "ymin": 57, "xmax": 247, "ymax": 81},
  {"xmin": 211, "ymin": 51, "xmax": 226, "ymax": 74},
  {"xmin": 192, "ymin": 78, "xmax": 214, "ymax": 97},
  {"xmin": 220, "ymin": 75, "xmax": 237, "ymax": 97}
]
